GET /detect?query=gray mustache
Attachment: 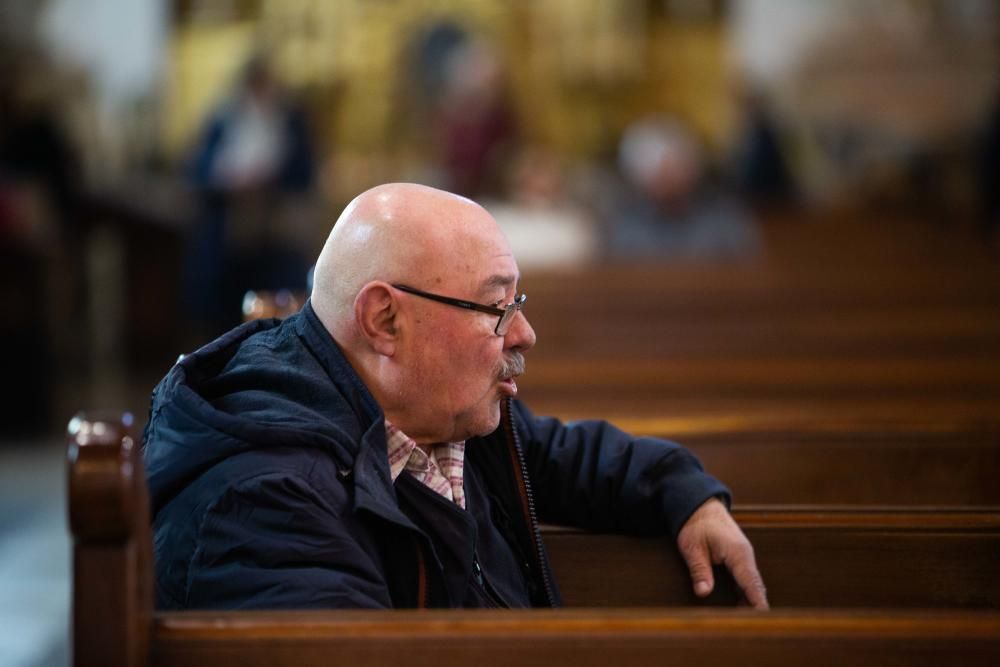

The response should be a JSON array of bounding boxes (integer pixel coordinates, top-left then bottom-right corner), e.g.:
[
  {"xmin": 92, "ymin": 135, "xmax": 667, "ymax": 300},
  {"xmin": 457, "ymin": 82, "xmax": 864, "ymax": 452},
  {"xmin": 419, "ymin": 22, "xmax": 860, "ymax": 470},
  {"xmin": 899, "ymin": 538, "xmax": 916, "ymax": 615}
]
[{"xmin": 499, "ymin": 353, "xmax": 525, "ymax": 379}]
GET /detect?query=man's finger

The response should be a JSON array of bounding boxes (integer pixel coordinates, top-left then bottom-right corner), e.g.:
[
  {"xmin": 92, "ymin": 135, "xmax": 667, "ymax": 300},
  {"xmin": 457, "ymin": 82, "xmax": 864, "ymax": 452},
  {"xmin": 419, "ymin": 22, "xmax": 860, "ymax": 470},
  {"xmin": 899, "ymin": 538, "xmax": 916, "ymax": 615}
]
[
  {"xmin": 680, "ymin": 539, "xmax": 715, "ymax": 597},
  {"xmin": 726, "ymin": 546, "xmax": 769, "ymax": 610}
]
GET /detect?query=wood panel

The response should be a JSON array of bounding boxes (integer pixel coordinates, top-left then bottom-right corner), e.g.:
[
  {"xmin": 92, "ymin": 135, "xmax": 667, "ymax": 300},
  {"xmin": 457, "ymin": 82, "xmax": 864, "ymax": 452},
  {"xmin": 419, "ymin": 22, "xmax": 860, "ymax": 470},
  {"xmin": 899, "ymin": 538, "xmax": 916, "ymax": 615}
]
[
  {"xmin": 614, "ymin": 415, "xmax": 1000, "ymax": 505},
  {"xmin": 151, "ymin": 609, "xmax": 1000, "ymax": 667},
  {"xmin": 542, "ymin": 509, "xmax": 1000, "ymax": 609}
]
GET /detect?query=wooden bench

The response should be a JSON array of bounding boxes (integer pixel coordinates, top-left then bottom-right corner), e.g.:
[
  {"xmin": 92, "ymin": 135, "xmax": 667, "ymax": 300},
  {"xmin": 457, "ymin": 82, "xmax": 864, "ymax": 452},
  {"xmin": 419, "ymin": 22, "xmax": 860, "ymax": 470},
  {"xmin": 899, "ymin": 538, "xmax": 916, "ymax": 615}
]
[
  {"xmin": 610, "ymin": 415, "xmax": 1000, "ymax": 505},
  {"xmin": 545, "ymin": 509, "xmax": 1000, "ymax": 608},
  {"xmin": 524, "ymin": 263, "xmax": 1000, "ymax": 359},
  {"xmin": 68, "ymin": 411, "xmax": 152, "ymax": 666},
  {"xmin": 519, "ymin": 251, "xmax": 1000, "ymax": 314},
  {"xmin": 517, "ymin": 253, "xmax": 1000, "ymax": 426},
  {"xmin": 519, "ymin": 357, "xmax": 1000, "ymax": 397},
  {"xmin": 527, "ymin": 395, "xmax": 1000, "ymax": 431},
  {"xmin": 232, "ymin": 262, "xmax": 1000, "ymax": 427},
  {"xmin": 150, "ymin": 609, "xmax": 1000, "ymax": 666},
  {"xmin": 517, "ymin": 357, "xmax": 1000, "ymax": 432},
  {"xmin": 69, "ymin": 413, "xmax": 1000, "ymax": 666},
  {"xmin": 530, "ymin": 305, "xmax": 1000, "ymax": 358}
]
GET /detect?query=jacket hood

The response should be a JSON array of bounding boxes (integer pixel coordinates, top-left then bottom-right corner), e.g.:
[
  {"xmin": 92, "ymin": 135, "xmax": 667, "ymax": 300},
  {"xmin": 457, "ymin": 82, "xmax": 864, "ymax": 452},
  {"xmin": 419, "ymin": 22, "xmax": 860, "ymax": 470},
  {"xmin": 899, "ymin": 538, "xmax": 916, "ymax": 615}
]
[{"xmin": 143, "ymin": 302, "xmax": 385, "ymax": 515}]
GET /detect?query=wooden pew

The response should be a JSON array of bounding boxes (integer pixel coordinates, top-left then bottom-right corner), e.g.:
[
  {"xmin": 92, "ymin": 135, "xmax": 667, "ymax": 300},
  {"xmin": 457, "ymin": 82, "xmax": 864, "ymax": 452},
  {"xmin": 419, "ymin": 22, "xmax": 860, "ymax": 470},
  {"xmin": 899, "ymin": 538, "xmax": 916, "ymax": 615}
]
[
  {"xmin": 67, "ymin": 411, "xmax": 152, "ymax": 667},
  {"xmin": 517, "ymin": 357, "xmax": 1000, "ymax": 429},
  {"xmin": 521, "ymin": 270, "xmax": 1000, "ymax": 421},
  {"xmin": 152, "ymin": 609, "xmax": 1000, "ymax": 666},
  {"xmin": 527, "ymin": 395, "xmax": 1000, "ymax": 432},
  {"xmin": 520, "ymin": 247, "xmax": 1000, "ymax": 315},
  {"xmin": 516, "ymin": 250, "xmax": 1000, "ymax": 426},
  {"xmin": 523, "ymin": 262, "xmax": 1000, "ymax": 360},
  {"xmin": 230, "ymin": 266, "xmax": 1000, "ymax": 426},
  {"xmin": 69, "ymin": 414, "xmax": 1000, "ymax": 666},
  {"xmin": 519, "ymin": 357, "xmax": 1000, "ymax": 399},
  {"xmin": 531, "ymin": 305, "xmax": 1000, "ymax": 358},
  {"xmin": 613, "ymin": 415, "xmax": 1000, "ymax": 506},
  {"xmin": 544, "ymin": 509, "xmax": 1000, "ymax": 608}
]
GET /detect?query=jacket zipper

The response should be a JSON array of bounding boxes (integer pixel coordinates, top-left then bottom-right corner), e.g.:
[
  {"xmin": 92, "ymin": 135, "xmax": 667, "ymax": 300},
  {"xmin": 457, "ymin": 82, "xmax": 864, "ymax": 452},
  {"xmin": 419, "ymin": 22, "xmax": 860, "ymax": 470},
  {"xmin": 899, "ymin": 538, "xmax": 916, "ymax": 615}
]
[
  {"xmin": 472, "ymin": 554, "xmax": 506, "ymax": 608},
  {"xmin": 502, "ymin": 398, "xmax": 557, "ymax": 607}
]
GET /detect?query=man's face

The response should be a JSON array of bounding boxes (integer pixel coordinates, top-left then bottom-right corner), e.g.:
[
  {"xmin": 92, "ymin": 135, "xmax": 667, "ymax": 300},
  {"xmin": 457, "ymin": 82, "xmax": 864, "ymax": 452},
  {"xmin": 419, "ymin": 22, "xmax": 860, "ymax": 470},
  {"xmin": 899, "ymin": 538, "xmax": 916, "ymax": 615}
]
[{"xmin": 398, "ymin": 231, "xmax": 536, "ymax": 443}]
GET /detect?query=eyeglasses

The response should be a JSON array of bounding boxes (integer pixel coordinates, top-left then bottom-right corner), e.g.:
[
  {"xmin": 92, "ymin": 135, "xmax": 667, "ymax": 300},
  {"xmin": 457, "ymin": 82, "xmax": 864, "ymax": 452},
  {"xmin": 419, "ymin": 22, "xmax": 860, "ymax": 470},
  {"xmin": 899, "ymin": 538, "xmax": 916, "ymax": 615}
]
[{"xmin": 391, "ymin": 284, "xmax": 527, "ymax": 336}]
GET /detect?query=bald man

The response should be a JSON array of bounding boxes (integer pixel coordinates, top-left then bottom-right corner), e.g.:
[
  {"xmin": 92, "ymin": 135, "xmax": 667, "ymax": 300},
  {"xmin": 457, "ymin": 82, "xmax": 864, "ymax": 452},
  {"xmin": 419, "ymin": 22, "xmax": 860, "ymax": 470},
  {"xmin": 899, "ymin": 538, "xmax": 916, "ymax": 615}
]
[{"xmin": 144, "ymin": 183, "xmax": 767, "ymax": 610}]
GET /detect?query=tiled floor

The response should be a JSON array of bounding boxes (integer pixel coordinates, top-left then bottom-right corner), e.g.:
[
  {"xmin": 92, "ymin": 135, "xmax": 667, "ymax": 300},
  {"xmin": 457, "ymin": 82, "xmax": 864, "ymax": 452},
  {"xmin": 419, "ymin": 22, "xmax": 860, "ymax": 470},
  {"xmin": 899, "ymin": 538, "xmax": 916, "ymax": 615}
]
[{"xmin": 0, "ymin": 440, "xmax": 70, "ymax": 667}]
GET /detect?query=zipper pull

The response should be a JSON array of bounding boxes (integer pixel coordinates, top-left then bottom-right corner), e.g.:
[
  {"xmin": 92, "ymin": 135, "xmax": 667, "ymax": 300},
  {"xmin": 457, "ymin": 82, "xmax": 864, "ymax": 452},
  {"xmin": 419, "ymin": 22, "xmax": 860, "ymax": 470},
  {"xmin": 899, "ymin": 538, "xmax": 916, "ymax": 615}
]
[{"xmin": 473, "ymin": 555, "xmax": 484, "ymax": 586}]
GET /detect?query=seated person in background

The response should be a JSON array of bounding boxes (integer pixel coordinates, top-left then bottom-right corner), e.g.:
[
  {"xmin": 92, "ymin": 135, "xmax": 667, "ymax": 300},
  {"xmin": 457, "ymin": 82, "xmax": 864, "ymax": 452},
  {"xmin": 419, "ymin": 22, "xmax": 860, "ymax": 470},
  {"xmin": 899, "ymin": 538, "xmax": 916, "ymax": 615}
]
[
  {"xmin": 484, "ymin": 145, "xmax": 599, "ymax": 269},
  {"xmin": 609, "ymin": 115, "xmax": 762, "ymax": 261},
  {"xmin": 143, "ymin": 183, "xmax": 767, "ymax": 610}
]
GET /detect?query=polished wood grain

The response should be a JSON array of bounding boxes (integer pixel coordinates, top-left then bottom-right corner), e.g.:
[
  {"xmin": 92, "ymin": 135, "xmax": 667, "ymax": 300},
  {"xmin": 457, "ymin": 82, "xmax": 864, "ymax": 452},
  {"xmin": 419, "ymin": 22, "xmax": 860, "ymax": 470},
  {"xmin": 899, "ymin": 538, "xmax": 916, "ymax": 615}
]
[
  {"xmin": 68, "ymin": 411, "xmax": 152, "ymax": 667},
  {"xmin": 150, "ymin": 609, "xmax": 1000, "ymax": 667},
  {"xmin": 541, "ymin": 509, "xmax": 1000, "ymax": 609},
  {"xmin": 609, "ymin": 415, "xmax": 1000, "ymax": 505}
]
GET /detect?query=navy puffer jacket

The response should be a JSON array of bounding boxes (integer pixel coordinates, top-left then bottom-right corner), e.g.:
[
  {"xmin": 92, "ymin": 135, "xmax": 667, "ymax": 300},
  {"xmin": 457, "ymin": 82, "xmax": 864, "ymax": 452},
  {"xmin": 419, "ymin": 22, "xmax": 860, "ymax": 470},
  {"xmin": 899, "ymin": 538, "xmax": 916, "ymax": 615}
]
[{"xmin": 143, "ymin": 301, "xmax": 729, "ymax": 609}]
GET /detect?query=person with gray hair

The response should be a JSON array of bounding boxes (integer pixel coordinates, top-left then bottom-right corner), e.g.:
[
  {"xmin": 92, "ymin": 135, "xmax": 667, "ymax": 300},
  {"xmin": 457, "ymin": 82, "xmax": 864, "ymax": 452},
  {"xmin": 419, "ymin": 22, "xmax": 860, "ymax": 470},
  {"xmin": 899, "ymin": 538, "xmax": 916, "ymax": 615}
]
[{"xmin": 611, "ymin": 115, "xmax": 762, "ymax": 260}]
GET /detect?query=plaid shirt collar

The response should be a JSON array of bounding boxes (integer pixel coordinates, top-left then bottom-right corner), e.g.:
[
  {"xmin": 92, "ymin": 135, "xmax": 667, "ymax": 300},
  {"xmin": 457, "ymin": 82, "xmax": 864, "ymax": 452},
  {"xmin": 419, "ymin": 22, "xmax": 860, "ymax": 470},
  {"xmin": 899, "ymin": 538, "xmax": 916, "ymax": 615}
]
[{"xmin": 385, "ymin": 420, "xmax": 466, "ymax": 509}]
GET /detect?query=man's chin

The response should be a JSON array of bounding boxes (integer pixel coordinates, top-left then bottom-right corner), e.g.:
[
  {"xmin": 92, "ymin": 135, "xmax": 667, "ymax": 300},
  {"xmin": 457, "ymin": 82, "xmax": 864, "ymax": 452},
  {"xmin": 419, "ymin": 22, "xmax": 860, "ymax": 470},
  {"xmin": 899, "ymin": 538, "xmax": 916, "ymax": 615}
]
[{"xmin": 462, "ymin": 404, "xmax": 503, "ymax": 441}]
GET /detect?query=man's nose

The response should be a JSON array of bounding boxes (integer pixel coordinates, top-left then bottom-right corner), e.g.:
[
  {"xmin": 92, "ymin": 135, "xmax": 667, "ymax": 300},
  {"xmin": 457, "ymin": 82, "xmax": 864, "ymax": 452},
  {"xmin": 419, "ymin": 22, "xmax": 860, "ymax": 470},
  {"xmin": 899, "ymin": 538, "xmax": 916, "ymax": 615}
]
[{"xmin": 504, "ymin": 310, "xmax": 536, "ymax": 352}]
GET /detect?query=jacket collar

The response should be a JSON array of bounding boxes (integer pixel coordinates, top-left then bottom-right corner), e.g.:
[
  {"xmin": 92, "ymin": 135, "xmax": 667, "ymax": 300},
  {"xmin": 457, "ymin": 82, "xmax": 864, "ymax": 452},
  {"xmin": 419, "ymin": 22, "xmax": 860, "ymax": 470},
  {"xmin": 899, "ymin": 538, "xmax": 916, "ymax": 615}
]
[{"xmin": 295, "ymin": 300, "xmax": 419, "ymax": 531}]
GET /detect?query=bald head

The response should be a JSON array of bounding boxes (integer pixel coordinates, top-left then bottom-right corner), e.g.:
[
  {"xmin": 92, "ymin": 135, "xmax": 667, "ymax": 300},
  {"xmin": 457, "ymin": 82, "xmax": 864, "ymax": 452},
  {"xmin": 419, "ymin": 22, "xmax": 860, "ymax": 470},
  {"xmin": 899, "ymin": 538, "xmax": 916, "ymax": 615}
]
[
  {"xmin": 310, "ymin": 182, "xmax": 533, "ymax": 444},
  {"xmin": 311, "ymin": 183, "xmax": 511, "ymax": 342}
]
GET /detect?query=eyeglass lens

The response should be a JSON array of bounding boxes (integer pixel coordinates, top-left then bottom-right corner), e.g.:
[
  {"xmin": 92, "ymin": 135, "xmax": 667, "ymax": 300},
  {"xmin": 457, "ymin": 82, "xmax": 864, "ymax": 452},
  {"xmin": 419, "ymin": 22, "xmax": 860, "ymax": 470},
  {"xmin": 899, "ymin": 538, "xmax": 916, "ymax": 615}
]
[{"xmin": 495, "ymin": 296, "xmax": 525, "ymax": 336}]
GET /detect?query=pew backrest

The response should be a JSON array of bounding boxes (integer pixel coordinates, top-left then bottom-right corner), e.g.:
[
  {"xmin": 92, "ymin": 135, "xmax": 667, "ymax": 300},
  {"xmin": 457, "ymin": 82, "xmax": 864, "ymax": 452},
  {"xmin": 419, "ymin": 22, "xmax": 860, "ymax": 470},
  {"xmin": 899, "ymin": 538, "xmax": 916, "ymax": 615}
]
[
  {"xmin": 543, "ymin": 508, "xmax": 1000, "ymax": 608},
  {"xmin": 616, "ymin": 415, "xmax": 1000, "ymax": 505}
]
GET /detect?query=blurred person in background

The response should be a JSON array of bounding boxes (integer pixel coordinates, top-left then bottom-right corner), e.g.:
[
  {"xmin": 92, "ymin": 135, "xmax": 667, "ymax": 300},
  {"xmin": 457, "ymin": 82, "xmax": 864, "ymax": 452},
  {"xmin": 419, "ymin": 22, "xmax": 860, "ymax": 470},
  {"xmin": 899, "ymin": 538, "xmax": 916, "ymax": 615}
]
[
  {"xmin": 186, "ymin": 53, "xmax": 317, "ymax": 340},
  {"xmin": 432, "ymin": 37, "xmax": 517, "ymax": 199},
  {"xmin": 607, "ymin": 115, "xmax": 762, "ymax": 262},
  {"xmin": 484, "ymin": 145, "xmax": 598, "ymax": 269}
]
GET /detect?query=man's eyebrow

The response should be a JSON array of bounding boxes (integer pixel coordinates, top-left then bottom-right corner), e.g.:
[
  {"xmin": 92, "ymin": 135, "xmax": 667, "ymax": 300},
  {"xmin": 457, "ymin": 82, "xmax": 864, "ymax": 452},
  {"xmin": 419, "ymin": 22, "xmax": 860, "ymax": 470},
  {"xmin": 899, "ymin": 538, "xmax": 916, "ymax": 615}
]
[{"xmin": 480, "ymin": 274, "xmax": 517, "ymax": 294}]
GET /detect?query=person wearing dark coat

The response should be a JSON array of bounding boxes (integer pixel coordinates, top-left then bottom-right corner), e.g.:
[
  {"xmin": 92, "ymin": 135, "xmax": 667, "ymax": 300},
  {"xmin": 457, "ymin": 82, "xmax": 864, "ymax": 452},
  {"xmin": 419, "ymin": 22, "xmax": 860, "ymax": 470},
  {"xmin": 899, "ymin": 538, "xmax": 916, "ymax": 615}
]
[
  {"xmin": 143, "ymin": 183, "xmax": 768, "ymax": 610},
  {"xmin": 184, "ymin": 55, "xmax": 316, "ymax": 337}
]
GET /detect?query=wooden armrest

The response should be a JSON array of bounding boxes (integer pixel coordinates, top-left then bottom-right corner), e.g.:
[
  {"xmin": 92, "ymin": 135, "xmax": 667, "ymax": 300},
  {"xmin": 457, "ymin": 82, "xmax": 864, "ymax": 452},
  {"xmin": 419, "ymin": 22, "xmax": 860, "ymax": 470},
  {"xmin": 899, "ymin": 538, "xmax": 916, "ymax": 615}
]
[{"xmin": 68, "ymin": 411, "xmax": 152, "ymax": 667}]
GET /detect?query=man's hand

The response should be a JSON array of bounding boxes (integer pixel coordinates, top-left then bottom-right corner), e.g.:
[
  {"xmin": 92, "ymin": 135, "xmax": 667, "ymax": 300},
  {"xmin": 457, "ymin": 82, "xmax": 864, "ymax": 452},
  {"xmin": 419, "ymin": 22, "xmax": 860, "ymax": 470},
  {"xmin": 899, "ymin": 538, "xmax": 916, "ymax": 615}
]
[{"xmin": 676, "ymin": 498, "xmax": 769, "ymax": 610}]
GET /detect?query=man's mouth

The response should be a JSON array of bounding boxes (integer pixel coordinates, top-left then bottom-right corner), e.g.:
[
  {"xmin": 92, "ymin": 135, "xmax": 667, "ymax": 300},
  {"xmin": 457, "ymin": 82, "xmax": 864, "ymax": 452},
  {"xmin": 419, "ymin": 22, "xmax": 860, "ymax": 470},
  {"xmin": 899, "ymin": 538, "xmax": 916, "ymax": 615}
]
[
  {"xmin": 499, "ymin": 376, "xmax": 518, "ymax": 397},
  {"xmin": 498, "ymin": 353, "xmax": 524, "ymax": 397}
]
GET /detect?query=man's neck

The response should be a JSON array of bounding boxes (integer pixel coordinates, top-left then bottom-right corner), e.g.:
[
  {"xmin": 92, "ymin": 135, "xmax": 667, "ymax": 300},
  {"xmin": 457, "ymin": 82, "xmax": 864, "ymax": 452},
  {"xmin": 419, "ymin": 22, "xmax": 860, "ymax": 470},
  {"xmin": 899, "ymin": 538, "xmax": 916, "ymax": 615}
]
[{"xmin": 337, "ymin": 340, "xmax": 453, "ymax": 449}]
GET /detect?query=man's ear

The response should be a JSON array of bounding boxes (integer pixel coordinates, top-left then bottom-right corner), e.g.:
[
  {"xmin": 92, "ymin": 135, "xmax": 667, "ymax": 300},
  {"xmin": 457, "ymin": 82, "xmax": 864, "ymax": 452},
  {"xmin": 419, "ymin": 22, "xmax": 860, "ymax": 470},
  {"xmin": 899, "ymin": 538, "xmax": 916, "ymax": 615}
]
[{"xmin": 354, "ymin": 282, "xmax": 399, "ymax": 356}]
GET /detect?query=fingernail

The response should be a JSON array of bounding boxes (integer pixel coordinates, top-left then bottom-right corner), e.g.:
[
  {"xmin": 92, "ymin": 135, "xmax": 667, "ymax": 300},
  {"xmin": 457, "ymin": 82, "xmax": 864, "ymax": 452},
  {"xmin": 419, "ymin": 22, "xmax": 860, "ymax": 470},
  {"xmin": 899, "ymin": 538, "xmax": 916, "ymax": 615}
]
[{"xmin": 695, "ymin": 581, "xmax": 711, "ymax": 596}]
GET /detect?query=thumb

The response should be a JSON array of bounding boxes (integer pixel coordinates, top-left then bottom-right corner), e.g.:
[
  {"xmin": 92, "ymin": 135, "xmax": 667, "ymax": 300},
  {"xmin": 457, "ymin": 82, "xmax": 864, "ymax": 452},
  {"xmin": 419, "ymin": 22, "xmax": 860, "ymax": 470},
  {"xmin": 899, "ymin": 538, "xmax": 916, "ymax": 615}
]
[{"xmin": 681, "ymin": 539, "xmax": 715, "ymax": 598}]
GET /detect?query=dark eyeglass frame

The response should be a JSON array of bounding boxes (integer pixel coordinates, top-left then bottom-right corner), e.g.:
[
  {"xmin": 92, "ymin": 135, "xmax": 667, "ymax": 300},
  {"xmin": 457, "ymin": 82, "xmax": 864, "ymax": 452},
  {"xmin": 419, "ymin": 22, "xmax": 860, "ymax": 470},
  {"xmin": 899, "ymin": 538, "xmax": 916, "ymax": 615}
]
[{"xmin": 391, "ymin": 283, "xmax": 526, "ymax": 336}]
